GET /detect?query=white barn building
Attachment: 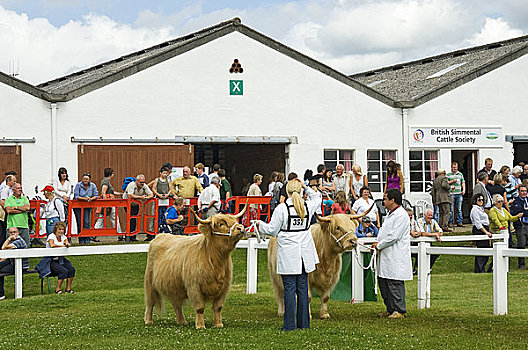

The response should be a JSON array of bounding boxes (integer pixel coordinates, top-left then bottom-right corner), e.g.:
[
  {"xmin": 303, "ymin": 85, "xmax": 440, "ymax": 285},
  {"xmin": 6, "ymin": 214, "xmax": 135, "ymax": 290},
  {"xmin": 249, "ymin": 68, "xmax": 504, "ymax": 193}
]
[{"xmin": 1, "ymin": 18, "xmax": 528, "ymax": 218}]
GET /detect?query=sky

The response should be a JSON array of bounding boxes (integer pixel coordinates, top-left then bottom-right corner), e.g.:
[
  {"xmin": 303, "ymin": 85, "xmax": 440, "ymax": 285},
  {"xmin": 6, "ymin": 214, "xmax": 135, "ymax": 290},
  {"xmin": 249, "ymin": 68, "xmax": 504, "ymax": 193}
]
[{"xmin": 0, "ymin": 0, "xmax": 527, "ymax": 84}]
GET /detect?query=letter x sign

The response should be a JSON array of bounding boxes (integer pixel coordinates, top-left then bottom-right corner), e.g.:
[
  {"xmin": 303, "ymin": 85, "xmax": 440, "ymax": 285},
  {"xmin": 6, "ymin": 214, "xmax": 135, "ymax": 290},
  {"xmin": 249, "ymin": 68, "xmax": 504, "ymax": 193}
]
[{"xmin": 230, "ymin": 80, "xmax": 243, "ymax": 95}]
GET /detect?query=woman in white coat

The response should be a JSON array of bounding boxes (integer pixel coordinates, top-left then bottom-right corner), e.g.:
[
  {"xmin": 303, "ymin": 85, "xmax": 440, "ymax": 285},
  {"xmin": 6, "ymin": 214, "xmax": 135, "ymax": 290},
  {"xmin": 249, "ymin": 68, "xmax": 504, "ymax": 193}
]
[{"xmin": 256, "ymin": 179, "xmax": 320, "ymax": 331}]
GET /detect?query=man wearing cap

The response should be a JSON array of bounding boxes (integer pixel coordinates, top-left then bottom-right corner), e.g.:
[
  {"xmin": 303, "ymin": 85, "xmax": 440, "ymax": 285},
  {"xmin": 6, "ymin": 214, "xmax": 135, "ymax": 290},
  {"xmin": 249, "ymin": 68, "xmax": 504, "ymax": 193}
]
[
  {"xmin": 355, "ymin": 216, "xmax": 378, "ymax": 237},
  {"xmin": 41, "ymin": 185, "xmax": 65, "ymax": 235},
  {"xmin": 4, "ymin": 183, "xmax": 31, "ymax": 246},
  {"xmin": 431, "ymin": 168, "xmax": 451, "ymax": 232}
]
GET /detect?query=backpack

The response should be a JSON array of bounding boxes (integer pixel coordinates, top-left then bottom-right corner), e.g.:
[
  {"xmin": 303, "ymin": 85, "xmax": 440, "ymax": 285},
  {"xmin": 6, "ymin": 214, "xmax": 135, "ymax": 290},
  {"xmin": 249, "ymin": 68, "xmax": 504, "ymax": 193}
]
[
  {"xmin": 270, "ymin": 182, "xmax": 281, "ymax": 210},
  {"xmin": 122, "ymin": 177, "xmax": 136, "ymax": 191}
]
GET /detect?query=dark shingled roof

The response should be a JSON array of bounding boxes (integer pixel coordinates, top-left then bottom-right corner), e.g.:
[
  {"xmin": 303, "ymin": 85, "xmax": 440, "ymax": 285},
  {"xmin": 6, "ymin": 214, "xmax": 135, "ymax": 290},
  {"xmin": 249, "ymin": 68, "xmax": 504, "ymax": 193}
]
[{"xmin": 350, "ymin": 35, "xmax": 528, "ymax": 107}]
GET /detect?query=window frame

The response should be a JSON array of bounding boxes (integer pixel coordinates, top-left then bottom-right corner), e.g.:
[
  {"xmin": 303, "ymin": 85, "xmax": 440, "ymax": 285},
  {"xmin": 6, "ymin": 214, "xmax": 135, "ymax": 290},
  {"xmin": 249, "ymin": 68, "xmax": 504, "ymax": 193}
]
[
  {"xmin": 409, "ymin": 149, "xmax": 439, "ymax": 193},
  {"xmin": 323, "ymin": 149, "xmax": 355, "ymax": 171},
  {"xmin": 366, "ymin": 149, "xmax": 397, "ymax": 193}
]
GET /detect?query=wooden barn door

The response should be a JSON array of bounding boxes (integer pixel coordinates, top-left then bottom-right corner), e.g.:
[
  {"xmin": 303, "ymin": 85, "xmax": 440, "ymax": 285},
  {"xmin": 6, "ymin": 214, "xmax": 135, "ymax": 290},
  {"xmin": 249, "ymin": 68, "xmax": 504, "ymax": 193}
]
[
  {"xmin": 0, "ymin": 146, "xmax": 22, "ymax": 182},
  {"xmin": 77, "ymin": 145, "xmax": 194, "ymax": 186}
]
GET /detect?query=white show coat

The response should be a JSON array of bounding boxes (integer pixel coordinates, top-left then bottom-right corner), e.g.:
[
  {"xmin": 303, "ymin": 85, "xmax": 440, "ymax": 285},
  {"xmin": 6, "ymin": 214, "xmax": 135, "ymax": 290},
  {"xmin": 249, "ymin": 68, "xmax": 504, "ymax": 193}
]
[
  {"xmin": 376, "ymin": 205, "xmax": 412, "ymax": 281},
  {"xmin": 258, "ymin": 187, "xmax": 320, "ymax": 275}
]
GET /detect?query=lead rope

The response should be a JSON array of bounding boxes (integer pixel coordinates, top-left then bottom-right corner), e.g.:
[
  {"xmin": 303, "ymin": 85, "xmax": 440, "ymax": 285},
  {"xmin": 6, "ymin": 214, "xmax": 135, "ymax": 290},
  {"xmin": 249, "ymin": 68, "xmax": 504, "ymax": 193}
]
[
  {"xmin": 248, "ymin": 220, "xmax": 264, "ymax": 242},
  {"xmin": 354, "ymin": 242, "xmax": 377, "ymax": 271},
  {"xmin": 212, "ymin": 222, "xmax": 242, "ymax": 237}
]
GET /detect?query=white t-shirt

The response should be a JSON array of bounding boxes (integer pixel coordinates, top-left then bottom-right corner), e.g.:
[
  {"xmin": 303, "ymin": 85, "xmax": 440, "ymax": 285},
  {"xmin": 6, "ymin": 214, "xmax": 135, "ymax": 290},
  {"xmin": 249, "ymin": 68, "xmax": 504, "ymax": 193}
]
[
  {"xmin": 198, "ymin": 185, "xmax": 221, "ymax": 210},
  {"xmin": 352, "ymin": 197, "xmax": 378, "ymax": 223},
  {"xmin": 46, "ymin": 233, "xmax": 68, "ymax": 248}
]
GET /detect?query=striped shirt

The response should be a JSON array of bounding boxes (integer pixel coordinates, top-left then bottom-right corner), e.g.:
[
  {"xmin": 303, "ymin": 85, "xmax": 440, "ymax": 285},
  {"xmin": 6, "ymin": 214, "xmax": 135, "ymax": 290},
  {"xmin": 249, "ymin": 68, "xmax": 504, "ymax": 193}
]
[
  {"xmin": 9, "ymin": 237, "xmax": 30, "ymax": 270},
  {"xmin": 446, "ymin": 171, "xmax": 465, "ymax": 195},
  {"xmin": 417, "ymin": 217, "xmax": 443, "ymax": 233}
]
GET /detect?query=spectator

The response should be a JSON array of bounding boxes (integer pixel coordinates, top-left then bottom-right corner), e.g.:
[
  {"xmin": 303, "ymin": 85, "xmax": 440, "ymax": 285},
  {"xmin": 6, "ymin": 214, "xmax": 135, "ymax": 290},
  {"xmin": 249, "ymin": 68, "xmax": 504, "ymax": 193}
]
[
  {"xmin": 355, "ymin": 216, "xmax": 378, "ymax": 237},
  {"xmin": 0, "ymin": 174, "xmax": 16, "ymax": 246},
  {"xmin": 510, "ymin": 166, "xmax": 523, "ymax": 197},
  {"xmin": 500, "ymin": 166, "xmax": 516, "ymax": 207},
  {"xmin": 280, "ymin": 173, "xmax": 298, "ymax": 204},
  {"xmin": 478, "ymin": 158, "xmax": 497, "ymax": 185},
  {"xmin": 40, "ymin": 185, "xmax": 65, "ymax": 236},
  {"xmin": 4, "ymin": 183, "xmax": 31, "ymax": 245},
  {"xmin": 322, "ymin": 169, "xmax": 334, "ymax": 196},
  {"xmin": 332, "ymin": 165, "xmax": 351, "ymax": 200},
  {"xmin": 255, "ymin": 179, "xmax": 321, "ymax": 330},
  {"xmin": 218, "ymin": 169, "xmax": 232, "ymax": 213},
  {"xmin": 241, "ymin": 177, "xmax": 251, "ymax": 196},
  {"xmin": 147, "ymin": 166, "xmax": 175, "ymax": 241},
  {"xmin": 473, "ymin": 172, "xmax": 492, "ymax": 211},
  {"xmin": 0, "ymin": 171, "xmax": 17, "ymax": 192},
  {"xmin": 41, "ymin": 222, "xmax": 76, "ymax": 294},
  {"xmin": 73, "ymin": 173, "xmax": 98, "ymax": 245},
  {"xmin": 431, "ymin": 168, "xmax": 451, "ymax": 232},
  {"xmin": 303, "ymin": 169, "xmax": 313, "ymax": 186},
  {"xmin": 520, "ymin": 164, "xmax": 528, "ymax": 183},
  {"xmin": 194, "ymin": 163, "xmax": 210, "ymax": 189},
  {"xmin": 266, "ymin": 171, "xmax": 282, "ymax": 212},
  {"xmin": 331, "ymin": 191, "xmax": 350, "ymax": 214},
  {"xmin": 350, "ymin": 164, "xmax": 368, "ymax": 204},
  {"xmin": 247, "ymin": 174, "xmax": 263, "ymax": 223},
  {"xmin": 266, "ymin": 171, "xmax": 279, "ymax": 195},
  {"xmin": 53, "ymin": 167, "xmax": 72, "ymax": 202},
  {"xmin": 94, "ymin": 168, "xmax": 122, "ymax": 239},
  {"xmin": 488, "ymin": 194, "xmax": 522, "ymax": 235},
  {"xmin": 510, "ymin": 185, "xmax": 528, "ymax": 270},
  {"xmin": 123, "ymin": 174, "xmax": 153, "ymax": 242},
  {"xmin": 172, "ymin": 166, "xmax": 203, "ymax": 198},
  {"xmin": 488, "ymin": 174, "xmax": 509, "ymax": 211},
  {"xmin": 447, "ymin": 161, "xmax": 465, "ymax": 227},
  {"xmin": 208, "ymin": 163, "xmax": 221, "ymax": 184},
  {"xmin": 308, "ymin": 164, "xmax": 325, "ymax": 191},
  {"xmin": 371, "ymin": 189, "xmax": 412, "ymax": 319},
  {"xmin": 384, "ymin": 161, "xmax": 404, "ymax": 194},
  {"xmin": 198, "ymin": 177, "xmax": 221, "ymax": 219},
  {"xmin": 0, "ymin": 227, "xmax": 29, "ymax": 300},
  {"xmin": 408, "ymin": 209, "xmax": 422, "ymax": 238},
  {"xmin": 351, "ymin": 186, "xmax": 379, "ymax": 228},
  {"xmin": 417, "ymin": 208, "xmax": 442, "ymax": 268},
  {"xmin": 470, "ymin": 194, "xmax": 493, "ymax": 273},
  {"xmin": 164, "ymin": 197, "xmax": 185, "ymax": 235}
]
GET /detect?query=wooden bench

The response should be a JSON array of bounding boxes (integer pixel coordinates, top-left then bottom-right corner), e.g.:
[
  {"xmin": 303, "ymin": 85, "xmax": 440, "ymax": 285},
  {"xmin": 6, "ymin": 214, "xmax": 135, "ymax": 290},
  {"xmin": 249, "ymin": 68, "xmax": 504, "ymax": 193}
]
[{"xmin": 0, "ymin": 269, "xmax": 49, "ymax": 295}]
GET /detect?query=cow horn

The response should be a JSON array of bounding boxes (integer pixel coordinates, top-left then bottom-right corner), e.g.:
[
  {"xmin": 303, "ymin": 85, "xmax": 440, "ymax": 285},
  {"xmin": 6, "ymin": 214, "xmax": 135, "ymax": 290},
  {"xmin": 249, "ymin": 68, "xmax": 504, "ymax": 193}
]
[
  {"xmin": 191, "ymin": 208, "xmax": 212, "ymax": 224},
  {"xmin": 315, "ymin": 213, "xmax": 332, "ymax": 222},
  {"xmin": 234, "ymin": 200, "xmax": 249, "ymax": 219},
  {"xmin": 349, "ymin": 203, "xmax": 375, "ymax": 220}
]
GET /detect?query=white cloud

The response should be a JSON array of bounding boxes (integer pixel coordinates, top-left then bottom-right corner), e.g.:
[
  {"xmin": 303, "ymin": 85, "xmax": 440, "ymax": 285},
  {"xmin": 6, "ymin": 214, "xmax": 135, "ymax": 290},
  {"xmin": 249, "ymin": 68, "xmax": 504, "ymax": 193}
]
[{"xmin": 0, "ymin": 1, "xmax": 527, "ymax": 84}]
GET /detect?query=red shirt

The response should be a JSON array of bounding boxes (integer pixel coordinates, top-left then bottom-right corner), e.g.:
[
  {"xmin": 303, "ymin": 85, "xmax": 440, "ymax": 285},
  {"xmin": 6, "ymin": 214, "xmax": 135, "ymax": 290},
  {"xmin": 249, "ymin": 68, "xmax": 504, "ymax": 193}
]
[{"xmin": 331, "ymin": 202, "xmax": 350, "ymax": 214}]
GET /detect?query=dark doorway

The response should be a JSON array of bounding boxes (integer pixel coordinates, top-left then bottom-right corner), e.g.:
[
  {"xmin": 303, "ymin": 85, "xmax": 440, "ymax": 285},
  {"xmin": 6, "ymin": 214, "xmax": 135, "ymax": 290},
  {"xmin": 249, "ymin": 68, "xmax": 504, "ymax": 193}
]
[
  {"xmin": 451, "ymin": 150, "xmax": 478, "ymax": 223},
  {"xmin": 513, "ymin": 142, "xmax": 528, "ymax": 165},
  {"xmin": 194, "ymin": 144, "xmax": 287, "ymax": 195}
]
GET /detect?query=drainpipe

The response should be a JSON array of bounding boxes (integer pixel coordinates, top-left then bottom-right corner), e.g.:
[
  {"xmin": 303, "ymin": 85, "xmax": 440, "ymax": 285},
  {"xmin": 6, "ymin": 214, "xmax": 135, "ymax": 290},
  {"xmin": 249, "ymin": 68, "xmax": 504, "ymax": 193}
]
[
  {"xmin": 401, "ymin": 108, "xmax": 409, "ymax": 198},
  {"xmin": 50, "ymin": 103, "xmax": 58, "ymax": 180}
]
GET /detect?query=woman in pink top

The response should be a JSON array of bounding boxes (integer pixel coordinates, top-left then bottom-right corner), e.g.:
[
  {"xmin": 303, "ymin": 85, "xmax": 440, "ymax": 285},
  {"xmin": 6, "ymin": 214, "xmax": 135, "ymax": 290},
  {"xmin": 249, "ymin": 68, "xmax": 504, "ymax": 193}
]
[{"xmin": 384, "ymin": 161, "xmax": 404, "ymax": 194}]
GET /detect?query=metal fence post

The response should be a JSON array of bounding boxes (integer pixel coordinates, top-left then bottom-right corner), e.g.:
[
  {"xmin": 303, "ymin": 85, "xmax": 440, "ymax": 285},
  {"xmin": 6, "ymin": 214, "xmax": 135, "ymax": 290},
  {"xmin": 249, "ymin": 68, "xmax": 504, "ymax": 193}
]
[
  {"xmin": 417, "ymin": 241, "xmax": 431, "ymax": 309},
  {"xmin": 14, "ymin": 258, "xmax": 23, "ymax": 299},
  {"xmin": 493, "ymin": 242, "xmax": 508, "ymax": 315},
  {"xmin": 246, "ymin": 237, "xmax": 258, "ymax": 294}
]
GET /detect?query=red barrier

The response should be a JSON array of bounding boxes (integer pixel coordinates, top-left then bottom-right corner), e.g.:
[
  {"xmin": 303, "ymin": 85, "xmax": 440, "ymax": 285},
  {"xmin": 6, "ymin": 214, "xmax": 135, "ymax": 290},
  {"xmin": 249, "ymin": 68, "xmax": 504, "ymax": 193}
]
[
  {"xmin": 226, "ymin": 196, "xmax": 272, "ymax": 232},
  {"xmin": 29, "ymin": 200, "xmax": 47, "ymax": 238}
]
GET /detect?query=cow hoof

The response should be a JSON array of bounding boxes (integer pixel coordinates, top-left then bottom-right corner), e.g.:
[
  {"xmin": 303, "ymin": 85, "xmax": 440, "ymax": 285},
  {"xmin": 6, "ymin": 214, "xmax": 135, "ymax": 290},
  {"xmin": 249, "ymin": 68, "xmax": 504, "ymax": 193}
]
[
  {"xmin": 195, "ymin": 325, "xmax": 206, "ymax": 330},
  {"xmin": 320, "ymin": 313, "xmax": 331, "ymax": 320},
  {"xmin": 214, "ymin": 323, "xmax": 224, "ymax": 328},
  {"xmin": 177, "ymin": 320, "xmax": 188, "ymax": 326},
  {"xmin": 144, "ymin": 320, "xmax": 153, "ymax": 325}
]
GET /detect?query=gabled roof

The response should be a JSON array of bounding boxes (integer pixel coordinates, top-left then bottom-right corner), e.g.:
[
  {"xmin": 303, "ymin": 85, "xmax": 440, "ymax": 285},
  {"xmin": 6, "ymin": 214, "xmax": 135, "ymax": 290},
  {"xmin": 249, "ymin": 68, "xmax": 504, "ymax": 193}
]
[
  {"xmin": 0, "ymin": 70, "xmax": 56, "ymax": 101},
  {"xmin": 34, "ymin": 17, "xmax": 393, "ymax": 105},
  {"xmin": 350, "ymin": 35, "xmax": 528, "ymax": 108}
]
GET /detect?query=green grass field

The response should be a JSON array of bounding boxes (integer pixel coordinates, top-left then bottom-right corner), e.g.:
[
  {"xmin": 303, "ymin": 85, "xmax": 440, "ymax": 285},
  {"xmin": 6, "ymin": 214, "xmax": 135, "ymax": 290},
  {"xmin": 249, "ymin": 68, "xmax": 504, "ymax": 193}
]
[{"xmin": 1, "ymin": 242, "xmax": 528, "ymax": 349}]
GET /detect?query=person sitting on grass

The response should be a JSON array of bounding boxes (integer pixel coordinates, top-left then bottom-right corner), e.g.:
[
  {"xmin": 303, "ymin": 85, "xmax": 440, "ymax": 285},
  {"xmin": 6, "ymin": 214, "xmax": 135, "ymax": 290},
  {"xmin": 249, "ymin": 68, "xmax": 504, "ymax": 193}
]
[
  {"xmin": 37, "ymin": 221, "xmax": 76, "ymax": 294},
  {"xmin": 355, "ymin": 216, "xmax": 378, "ymax": 237},
  {"xmin": 165, "ymin": 197, "xmax": 185, "ymax": 235},
  {"xmin": 0, "ymin": 227, "xmax": 29, "ymax": 300}
]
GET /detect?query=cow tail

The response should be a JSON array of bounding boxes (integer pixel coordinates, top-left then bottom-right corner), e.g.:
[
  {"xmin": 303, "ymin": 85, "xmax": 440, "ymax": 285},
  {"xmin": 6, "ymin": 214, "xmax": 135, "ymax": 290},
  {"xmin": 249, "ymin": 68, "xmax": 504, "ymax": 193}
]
[{"xmin": 144, "ymin": 263, "xmax": 164, "ymax": 316}]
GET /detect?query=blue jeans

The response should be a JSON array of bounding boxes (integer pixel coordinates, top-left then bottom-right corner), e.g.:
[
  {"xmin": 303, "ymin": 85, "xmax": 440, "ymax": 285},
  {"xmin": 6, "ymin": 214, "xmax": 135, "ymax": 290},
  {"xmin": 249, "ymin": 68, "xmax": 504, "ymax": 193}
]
[
  {"xmin": 433, "ymin": 205, "xmax": 439, "ymax": 222},
  {"xmin": 281, "ymin": 264, "xmax": 310, "ymax": 331},
  {"xmin": 449, "ymin": 194, "xmax": 463, "ymax": 225},
  {"xmin": 46, "ymin": 217, "xmax": 60, "ymax": 236},
  {"xmin": 74, "ymin": 208, "xmax": 91, "ymax": 244}
]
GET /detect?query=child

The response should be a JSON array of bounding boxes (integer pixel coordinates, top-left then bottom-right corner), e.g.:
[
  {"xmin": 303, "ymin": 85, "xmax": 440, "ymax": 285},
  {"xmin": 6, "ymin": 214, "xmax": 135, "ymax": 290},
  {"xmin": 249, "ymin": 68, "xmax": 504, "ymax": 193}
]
[
  {"xmin": 331, "ymin": 191, "xmax": 350, "ymax": 214},
  {"xmin": 164, "ymin": 197, "xmax": 185, "ymax": 235}
]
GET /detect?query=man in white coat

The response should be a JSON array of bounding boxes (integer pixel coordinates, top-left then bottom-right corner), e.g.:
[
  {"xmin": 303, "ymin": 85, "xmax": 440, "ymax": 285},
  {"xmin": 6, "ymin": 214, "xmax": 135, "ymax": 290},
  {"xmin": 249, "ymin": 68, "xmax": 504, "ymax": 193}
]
[{"xmin": 372, "ymin": 188, "xmax": 412, "ymax": 319}]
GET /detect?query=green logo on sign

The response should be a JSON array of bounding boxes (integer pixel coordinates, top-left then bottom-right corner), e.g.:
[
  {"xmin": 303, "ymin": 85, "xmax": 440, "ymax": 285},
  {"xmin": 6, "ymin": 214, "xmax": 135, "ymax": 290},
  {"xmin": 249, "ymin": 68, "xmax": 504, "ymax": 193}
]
[{"xmin": 230, "ymin": 80, "xmax": 243, "ymax": 95}]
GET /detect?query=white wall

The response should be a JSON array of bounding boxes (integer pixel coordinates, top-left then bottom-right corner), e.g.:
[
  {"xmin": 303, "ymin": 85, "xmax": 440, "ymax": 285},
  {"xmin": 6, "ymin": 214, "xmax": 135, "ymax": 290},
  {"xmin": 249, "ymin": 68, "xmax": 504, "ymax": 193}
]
[
  {"xmin": 0, "ymin": 83, "xmax": 51, "ymax": 193},
  {"xmin": 57, "ymin": 31, "xmax": 397, "ymax": 187}
]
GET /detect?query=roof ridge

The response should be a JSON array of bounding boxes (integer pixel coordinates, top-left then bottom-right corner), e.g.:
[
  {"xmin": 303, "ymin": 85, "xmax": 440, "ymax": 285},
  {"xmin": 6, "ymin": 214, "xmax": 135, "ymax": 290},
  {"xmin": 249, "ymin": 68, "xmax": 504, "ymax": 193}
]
[
  {"xmin": 37, "ymin": 17, "xmax": 241, "ymax": 88},
  {"xmin": 350, "ymin": 34, "xmax": 528, "ymax": 78}
]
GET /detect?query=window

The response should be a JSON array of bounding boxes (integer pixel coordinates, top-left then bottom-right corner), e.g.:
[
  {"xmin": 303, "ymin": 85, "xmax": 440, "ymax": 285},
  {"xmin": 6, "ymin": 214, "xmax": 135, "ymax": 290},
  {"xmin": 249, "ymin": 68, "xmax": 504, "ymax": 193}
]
[
  {"xmin": 323, "ymin": 149, "xmax": 354, "ymax": 171},
  {"xmin": 367, "ymin": 150, "xmax": 397, "ymax": 192},
  {"xmin": 409, "ymin": 150, "xmax": 439, "ymax": 192}
]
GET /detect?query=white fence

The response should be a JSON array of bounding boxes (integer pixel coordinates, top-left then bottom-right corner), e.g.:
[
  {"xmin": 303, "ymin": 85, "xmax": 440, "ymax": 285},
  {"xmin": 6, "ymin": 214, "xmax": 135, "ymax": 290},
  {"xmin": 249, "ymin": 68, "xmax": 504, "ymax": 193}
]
[{"xmin": 2, "ymin": 232, "xmax": 527, "ymax": 315}]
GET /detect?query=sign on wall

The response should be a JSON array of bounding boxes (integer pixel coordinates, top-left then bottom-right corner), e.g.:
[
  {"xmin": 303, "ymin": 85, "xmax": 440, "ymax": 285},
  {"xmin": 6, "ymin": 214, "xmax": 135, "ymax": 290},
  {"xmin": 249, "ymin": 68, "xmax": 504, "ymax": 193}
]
[
  {"xmin": 409, "ymin": 127, "xmax": 503, "ymax": 148},
  {"xmin": 230, "ymin": 80, "xmax": 243, "ymax": 95}
]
